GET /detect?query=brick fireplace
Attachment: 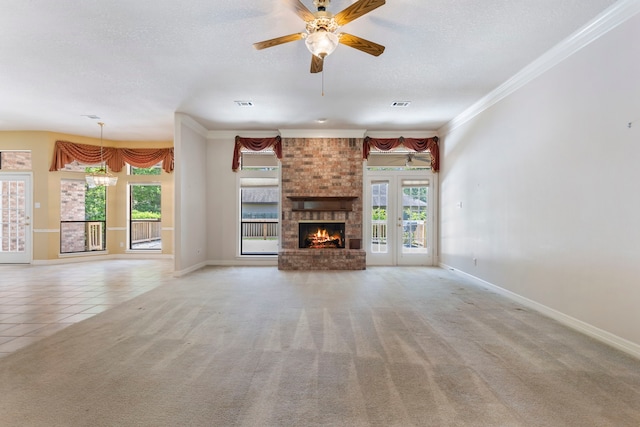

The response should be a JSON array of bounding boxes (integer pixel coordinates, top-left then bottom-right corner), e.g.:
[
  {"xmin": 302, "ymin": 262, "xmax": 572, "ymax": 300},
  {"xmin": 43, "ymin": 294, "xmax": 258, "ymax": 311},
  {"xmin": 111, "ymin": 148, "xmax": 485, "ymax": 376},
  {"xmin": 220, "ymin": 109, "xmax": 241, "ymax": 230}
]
[{"xmin": 278, "ymin": 137, "xmax": 366, "ymax": 270}]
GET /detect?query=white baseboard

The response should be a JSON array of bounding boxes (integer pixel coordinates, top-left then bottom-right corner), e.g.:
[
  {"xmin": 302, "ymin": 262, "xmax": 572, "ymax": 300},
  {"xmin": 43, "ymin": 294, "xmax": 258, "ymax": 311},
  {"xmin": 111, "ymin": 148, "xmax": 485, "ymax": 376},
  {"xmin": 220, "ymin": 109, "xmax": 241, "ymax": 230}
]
[
  {"xmin": 440, "ymin": 263, "xmax": 640, "ymax": 360},
  {"xmin": 33, "ymin": 254, "xmax": 117, "ymax": 265},
  {"xmin": 207, "ymin": 259, "xmax": 278, "ymax": 267},
  {"xmin": 31, "ymin": 253, "xmax": 173, "ymax": 265},
  {"xmin": 173, "ymin": 261, "xmax": 208, "ymax": 277}
]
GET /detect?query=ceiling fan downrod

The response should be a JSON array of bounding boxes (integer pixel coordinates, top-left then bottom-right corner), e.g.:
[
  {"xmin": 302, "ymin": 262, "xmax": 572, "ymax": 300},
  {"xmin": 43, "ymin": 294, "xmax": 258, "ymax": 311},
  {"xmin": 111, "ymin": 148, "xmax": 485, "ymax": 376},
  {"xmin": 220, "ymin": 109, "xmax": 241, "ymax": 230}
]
[{"xmin": 314, "ymin": 0, "xmax": 330, "ymax": 12}]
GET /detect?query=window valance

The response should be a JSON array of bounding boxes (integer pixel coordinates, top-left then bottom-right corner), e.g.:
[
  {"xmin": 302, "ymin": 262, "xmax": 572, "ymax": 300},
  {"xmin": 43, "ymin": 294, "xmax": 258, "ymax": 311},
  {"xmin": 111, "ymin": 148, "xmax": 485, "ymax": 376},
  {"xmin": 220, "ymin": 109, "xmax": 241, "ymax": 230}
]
[
  {"xmin": 363, "ymin": 136, "xmax": 440, "ymax": 172},
  {"xmin": 49, "ymin": 140, "xmax": 174, "ymax": 173},
  {"xmin": 232, "ymin": 136, "xmax": 282, "ymax": 171}
]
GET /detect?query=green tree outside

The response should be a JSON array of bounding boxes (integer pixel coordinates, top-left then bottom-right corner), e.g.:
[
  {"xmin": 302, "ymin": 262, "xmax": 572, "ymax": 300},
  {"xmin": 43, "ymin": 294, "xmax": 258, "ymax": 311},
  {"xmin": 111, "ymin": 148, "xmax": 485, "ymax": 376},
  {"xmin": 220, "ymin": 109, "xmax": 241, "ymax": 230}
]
[
  {"xmin": 132, "ymin": 184, "xmax": 161, "ymax": 220},
  {"xmin": 85, "ymin": 167, "xmax": 106, "ymax": 220},
  {"xmin": 131, "ymin": 167, "xmax": 162, "ymax": 220},
  {"xmin": 372, "ymin": 207, "xmax": 387, "ymax": 220}
]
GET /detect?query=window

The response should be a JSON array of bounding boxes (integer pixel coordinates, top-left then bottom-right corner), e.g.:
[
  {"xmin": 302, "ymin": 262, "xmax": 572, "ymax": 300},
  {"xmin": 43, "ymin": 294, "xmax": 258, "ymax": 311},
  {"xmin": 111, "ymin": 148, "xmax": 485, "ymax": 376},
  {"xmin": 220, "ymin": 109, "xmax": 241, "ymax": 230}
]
[
  {"xmin": 0, "ymin": 151, "xmax": 32, "ymax": 170},
  {"xmin": 129, "ymin": 163, "xmax": 162, "ymax": 176},
  {"xmin": 240, "ymin": 151, "xmax": 279, "ymax": 171},
  {"xmin": 238, "ymin": 149, "xmax": 279, "ymax": 255},
  {"xmin": 366, "ymin": 149, "xmax": 431, "ymax": 171},
  {"xmin": 129, "ymin": 184, "xmax": 161, "ymax": 250},
  {"xmin": 60, "ymin": 179, "xmax": 106, "ymax": 253},
  {"xmin": 239, "ymin": 176, "xmax": 279, "ymax": 255},
  {"xmin": 61, "ymin": 160, "xmax": 93, "ymax": 172}
]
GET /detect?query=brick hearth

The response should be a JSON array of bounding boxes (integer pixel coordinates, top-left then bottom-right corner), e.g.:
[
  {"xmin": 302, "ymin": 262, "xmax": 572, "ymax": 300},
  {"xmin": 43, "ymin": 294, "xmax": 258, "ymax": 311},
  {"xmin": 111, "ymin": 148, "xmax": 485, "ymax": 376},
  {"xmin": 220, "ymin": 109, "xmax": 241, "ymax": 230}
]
[{"xmin": 278, "ymin": 137, "xmax": 365, "ymax": 270}]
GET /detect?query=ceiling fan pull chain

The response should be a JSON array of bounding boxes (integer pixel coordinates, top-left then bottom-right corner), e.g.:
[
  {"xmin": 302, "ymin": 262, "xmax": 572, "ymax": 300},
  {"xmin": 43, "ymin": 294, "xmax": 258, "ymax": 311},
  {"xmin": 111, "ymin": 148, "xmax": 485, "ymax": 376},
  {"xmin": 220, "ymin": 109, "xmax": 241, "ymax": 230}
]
[{"xmin": 322, "ymin": 69, "xmax": 325, "ymax": 96}]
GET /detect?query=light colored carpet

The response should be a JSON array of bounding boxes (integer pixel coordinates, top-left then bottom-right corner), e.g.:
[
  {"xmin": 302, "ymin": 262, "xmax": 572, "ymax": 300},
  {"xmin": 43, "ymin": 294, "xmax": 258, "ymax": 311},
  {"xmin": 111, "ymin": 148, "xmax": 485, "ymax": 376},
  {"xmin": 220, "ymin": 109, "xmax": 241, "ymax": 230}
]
[{"xmin": 1, "ymin": 266, "xmax": 639, "ymax": 426}]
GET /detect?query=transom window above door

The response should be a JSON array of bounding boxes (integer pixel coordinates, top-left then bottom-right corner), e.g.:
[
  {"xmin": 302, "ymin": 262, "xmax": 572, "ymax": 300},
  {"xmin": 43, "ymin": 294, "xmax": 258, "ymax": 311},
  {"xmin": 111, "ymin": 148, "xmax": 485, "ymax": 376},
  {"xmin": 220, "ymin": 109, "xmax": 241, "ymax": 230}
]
[{"xmin": 366, "ymin": 149, "xmax": 432, "ymax": 170}]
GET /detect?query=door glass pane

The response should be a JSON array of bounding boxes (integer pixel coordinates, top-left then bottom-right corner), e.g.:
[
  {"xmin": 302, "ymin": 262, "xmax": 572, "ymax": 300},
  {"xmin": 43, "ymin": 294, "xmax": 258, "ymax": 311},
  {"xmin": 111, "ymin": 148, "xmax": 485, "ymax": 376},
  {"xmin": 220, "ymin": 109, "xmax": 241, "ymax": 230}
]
[
  {"xmin": 401, "ymin": 180, "xmax": 429, "ymax": 254},
  {"xmin": 130, "ymin": 184, "xmax": 162, "ymax": 250},
  {"xmin": 370, "ymin": 181, "xmax": 388, "ymax": 253},
  {"xmin": 0, "ymin": 180, "xmax": 26, "ymax": 252}
]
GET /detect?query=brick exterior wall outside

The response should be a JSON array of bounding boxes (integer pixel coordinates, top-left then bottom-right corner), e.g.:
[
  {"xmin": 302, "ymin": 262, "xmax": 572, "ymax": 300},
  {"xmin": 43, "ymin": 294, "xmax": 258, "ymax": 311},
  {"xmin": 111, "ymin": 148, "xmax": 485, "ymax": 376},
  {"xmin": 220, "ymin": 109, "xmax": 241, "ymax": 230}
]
[
  {"xmin": 0, "ymin": 151, "xmax": 32, "ymax": 170},
  {"xmin": 278, "ymin": 137, "xmax": 365, "ymax": 270}
]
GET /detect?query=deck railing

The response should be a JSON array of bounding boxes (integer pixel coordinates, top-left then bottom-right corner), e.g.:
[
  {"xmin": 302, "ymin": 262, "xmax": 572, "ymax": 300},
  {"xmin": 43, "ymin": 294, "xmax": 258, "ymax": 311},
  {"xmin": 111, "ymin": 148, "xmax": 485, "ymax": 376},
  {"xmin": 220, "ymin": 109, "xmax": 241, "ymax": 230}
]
[
  {"xmin": 371, "ymin": 220, "xmax": 387, "ymax": 243},
  {"xmin": 131, "ymin": 219, "xmax": 162, "ymax": 244},
  {"xmin": 60, "ymin": 220, "xmax": 106, "ymax": 253},
  {"xmin": 87, "ymin": 222, "xmax": 103, "ymax": 250},
  {"xmin": 242, "ymin": 219, "xmax": 278, "ymax": 239}
]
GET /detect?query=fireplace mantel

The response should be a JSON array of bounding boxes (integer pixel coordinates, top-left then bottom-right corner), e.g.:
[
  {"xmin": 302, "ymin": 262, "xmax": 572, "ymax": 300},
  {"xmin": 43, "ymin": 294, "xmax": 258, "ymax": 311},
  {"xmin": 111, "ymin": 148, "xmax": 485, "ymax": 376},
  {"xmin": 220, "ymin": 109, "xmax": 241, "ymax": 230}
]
[{"xmin": 288, "ymin": 196, "xmax": 357, "ymax": 212}]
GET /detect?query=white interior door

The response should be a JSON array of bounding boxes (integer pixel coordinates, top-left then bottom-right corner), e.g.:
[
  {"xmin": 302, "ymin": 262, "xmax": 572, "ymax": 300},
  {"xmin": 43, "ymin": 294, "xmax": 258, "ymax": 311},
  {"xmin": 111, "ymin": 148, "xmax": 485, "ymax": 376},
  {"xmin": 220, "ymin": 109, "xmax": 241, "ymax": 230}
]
[
  {"xmin": 366, "ymin": 171, "xmax": 435, "ymax": 266},
  {"xmin": 0, "ymin": 174, "xmax": 32, "ymax": 263}
]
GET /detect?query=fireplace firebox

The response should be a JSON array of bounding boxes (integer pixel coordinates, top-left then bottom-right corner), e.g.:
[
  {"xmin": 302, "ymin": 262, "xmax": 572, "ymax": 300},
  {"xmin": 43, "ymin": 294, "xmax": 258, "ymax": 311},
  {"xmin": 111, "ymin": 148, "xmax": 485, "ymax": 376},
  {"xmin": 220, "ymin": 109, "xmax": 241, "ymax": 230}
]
[{"xmin": 299, "ymin": 222, "xmax": 345, "ymax": 249}]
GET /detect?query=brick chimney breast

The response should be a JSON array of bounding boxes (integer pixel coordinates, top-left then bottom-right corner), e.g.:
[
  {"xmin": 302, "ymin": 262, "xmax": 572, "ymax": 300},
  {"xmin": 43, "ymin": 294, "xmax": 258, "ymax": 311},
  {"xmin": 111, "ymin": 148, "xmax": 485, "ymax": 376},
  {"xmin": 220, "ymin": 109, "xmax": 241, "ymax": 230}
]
[{"xmin": 278, "ymin": 138, "xmax": 365, "ymax": 270}]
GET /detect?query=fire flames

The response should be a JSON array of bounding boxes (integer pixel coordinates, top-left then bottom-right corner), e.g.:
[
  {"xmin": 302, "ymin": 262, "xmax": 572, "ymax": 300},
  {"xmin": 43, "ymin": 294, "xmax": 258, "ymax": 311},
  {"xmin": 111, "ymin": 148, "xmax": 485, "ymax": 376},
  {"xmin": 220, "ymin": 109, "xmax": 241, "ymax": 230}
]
[{"xmin": 307, "ymin": 227, "xmax": 343, "ymax": 248}]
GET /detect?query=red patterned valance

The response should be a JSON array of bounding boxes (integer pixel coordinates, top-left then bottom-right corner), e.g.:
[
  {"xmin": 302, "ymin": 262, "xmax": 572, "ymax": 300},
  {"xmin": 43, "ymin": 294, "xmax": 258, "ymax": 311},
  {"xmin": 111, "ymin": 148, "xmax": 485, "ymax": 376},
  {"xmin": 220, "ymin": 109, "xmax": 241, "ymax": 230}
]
[
  {"xmin": 363, "ymin": 136, "xmax": 440, "ymax": 172},
  {"xmin": 232, "ymin": 136, "xmax": 282, "ymax": 171},
  {"xmin": 49, "ymin": 140, "xmax": 174, "ymax": 173}
]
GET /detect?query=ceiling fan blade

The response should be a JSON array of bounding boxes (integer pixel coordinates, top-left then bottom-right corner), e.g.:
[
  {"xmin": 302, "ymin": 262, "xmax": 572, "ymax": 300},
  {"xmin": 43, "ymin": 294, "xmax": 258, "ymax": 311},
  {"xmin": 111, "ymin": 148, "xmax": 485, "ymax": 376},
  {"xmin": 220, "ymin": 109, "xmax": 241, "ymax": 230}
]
[
  {"xmin": 310, "ymin": 54, "xmax": 324, "ymax": 73},
  {"xmin": 253, "ymin": 33, "xmax": 304, "ymax": 50},
  {"xmin": 338, "ymin": 33, "xmax": 385, "ymax": 56},
  {"xmin": 334, "ymin": 0, "xmax": 385, "ymax": 26},
  {"xmin": 285, "ymin": 0, "xmax": 316, "ymax": 22}
]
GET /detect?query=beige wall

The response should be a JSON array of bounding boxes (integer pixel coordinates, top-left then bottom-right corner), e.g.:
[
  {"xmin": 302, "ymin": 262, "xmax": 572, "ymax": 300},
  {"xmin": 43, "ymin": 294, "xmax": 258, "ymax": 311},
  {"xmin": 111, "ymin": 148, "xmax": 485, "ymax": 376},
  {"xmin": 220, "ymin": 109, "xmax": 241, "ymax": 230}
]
[{"xmin": 0, "ymin": 131, "xmax": 174, "ymax": 262}]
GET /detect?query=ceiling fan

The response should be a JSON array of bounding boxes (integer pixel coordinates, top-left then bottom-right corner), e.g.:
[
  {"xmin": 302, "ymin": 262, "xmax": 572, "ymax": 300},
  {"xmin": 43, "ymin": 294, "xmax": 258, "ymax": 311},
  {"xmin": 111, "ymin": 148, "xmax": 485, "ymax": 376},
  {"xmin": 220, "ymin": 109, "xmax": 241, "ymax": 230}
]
[{"xmin": 253, "ymin": 0, "xmax": 386, "ymax": 73}]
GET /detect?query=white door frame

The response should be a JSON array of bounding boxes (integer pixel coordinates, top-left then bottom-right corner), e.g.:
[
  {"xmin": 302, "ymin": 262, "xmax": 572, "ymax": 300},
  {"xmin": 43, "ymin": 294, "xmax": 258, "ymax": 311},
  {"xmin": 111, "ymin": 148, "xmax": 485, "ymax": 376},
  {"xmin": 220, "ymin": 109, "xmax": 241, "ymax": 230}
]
[
  {"xmin": 0, "ymin": 172, "xmax": 33, "ymax": 264},
  {"xmin": 364, "ymin": 169, "xmax": 437, "ymax": 266}
]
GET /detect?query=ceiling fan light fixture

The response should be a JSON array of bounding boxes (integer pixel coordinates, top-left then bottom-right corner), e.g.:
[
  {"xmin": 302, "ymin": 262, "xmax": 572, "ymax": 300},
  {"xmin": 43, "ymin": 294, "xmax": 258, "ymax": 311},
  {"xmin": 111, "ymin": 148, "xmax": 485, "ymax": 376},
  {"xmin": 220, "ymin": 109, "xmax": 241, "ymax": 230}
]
[
  {"xmin": 253, "ymin": 0, "xmax": 385, "ymax": 73},
  {"xmin": 305, "ymin": 30, "xmax": 339, "ymax": 58},
  {"xmin": 405, "ymin": 154, "xmax": 414, "ymax": 167}
]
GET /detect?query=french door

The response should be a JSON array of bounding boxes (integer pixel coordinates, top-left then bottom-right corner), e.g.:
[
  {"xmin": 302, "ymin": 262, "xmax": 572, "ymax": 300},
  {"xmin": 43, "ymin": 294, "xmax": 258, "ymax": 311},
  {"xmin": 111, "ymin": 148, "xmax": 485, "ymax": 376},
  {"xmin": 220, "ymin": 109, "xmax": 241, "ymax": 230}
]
[
  {"xmin": 366, "ymin": 171, "xmax": 435, "ymax": 266},
  {"xmin": 0, "ymin": 173, "xmax": 32, "ymax": 263}
]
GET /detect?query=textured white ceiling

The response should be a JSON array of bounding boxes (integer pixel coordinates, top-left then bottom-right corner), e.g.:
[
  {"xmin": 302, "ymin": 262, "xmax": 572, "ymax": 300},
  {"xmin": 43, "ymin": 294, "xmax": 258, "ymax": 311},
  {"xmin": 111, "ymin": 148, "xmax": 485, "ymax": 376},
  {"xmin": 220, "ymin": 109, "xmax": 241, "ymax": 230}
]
[{"xmin": 0, "ymin": 0, "xmax": 619, "ymax": 140}]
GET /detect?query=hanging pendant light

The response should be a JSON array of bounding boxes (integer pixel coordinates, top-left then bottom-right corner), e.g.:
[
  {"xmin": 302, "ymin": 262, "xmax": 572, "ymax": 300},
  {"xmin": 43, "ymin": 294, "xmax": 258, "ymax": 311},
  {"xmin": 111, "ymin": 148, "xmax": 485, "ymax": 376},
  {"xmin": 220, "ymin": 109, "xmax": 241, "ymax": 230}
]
[{"xmin": 85, "ymin": 122, "xmax": 118, "ymax": 188}]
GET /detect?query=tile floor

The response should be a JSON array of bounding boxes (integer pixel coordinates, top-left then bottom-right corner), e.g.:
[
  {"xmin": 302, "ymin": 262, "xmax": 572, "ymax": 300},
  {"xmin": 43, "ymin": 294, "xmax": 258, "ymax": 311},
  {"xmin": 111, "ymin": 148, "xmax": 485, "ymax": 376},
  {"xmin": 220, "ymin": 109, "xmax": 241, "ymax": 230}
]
[{"xmin": 0, "ymin": 259, "xmax": 172, "ymax": 358}]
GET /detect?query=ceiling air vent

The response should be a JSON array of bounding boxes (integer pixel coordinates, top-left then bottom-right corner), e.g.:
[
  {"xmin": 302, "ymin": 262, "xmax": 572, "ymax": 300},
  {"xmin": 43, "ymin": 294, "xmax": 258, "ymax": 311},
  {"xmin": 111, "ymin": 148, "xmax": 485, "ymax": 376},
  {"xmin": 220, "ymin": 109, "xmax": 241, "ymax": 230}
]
[
  {"xmin": 234, "ymin": 101, "xmax": 254, "ymax": 107},
  {"xmin": 391, "ymin": 101, "xmax": 411, "ymax": 107}
]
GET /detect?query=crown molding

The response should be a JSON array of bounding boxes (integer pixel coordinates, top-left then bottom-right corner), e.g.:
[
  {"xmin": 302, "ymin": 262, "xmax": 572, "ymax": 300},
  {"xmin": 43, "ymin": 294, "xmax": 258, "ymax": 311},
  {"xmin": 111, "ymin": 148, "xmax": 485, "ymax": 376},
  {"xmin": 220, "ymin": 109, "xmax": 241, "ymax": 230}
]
[
  {"xmin": 439, "ymin": 0, "xmax": 640, "ymax": 135},
  {"xmin": 207, "ymin": 130, "xmax": 281, "ymax": 140},
  {"xmin": 278, "ymin": 129, "xmax": 367, "ymax": 139},
  {"xmin": 364, "ymin": 130, "xmax": 439, "ymax": 139},
  {"xmin": 175, "ymin": 113, "xmax": 208, "ymax": 138}
]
